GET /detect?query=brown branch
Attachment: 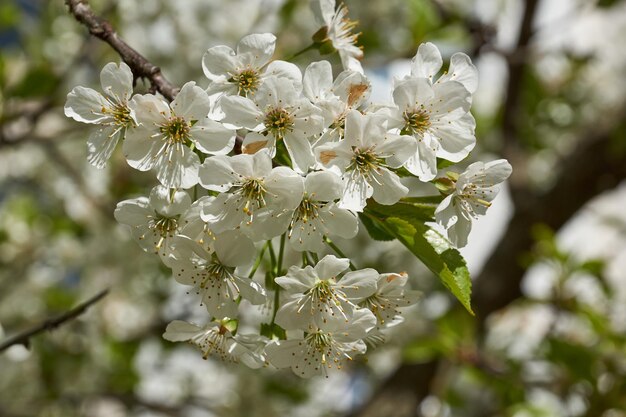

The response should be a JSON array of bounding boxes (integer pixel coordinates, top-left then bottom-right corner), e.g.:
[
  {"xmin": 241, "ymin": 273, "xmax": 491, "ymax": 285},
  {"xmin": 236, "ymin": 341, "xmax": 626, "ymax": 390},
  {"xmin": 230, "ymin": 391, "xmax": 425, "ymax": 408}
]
[
  {"xmin": 0, "ymin": 289, "xmax": 109, "ymax": 352},
  {"xmin": 65, "ymin": 0, "xmax": 179, "ymax": 101}
]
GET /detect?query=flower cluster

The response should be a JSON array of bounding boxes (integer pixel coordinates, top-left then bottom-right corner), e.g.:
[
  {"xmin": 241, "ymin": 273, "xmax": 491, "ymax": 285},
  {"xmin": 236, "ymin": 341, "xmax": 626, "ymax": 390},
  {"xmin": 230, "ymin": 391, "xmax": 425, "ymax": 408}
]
[{"xmin": 65, "ymin": 0, "xmax": 510, "ymax": 378}]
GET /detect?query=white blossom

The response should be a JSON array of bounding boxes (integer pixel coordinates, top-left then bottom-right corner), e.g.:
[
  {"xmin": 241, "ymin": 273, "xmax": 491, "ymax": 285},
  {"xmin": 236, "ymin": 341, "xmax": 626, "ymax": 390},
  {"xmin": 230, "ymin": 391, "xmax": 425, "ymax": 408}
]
[
  {"xmin": 315, "ymin": 110, "xmax": 416, "ymax": 211},
  {"xmin": 387, "ymin": 77, "xmax": 475, "ymax": 182},
  {"xmin": 311, "ymin": 0, "xmax": 364, "ymax": 73},
  {"xmin": 198, "ymin": 150, "xmax": 304, "ymax": 240},
  {"xmin": 435, "ymin": 159, "xmax": 512, "ymax": 247},
  {"xmin": 265, "ymin": 308, "xmax": 376, "ymax": 378},
  {"xmin": 64, "ymin": 62, "xmax": 135, "ymax": 168},
  {"xmin": 359, "ymin": 272, "xmax": 421, "ymax": 328},
  {"xmin": 124, "ymin": 82, "xmax": 235, "ymax": 189},
  {"xmin": 163, "ymin": 320, "xmax": 265, "ymax": 368},
  {"xmin": 221, "ymin": 76, "xmax": 324, "ymax": 173},
  {"xmin": 203, "ymin": 33, "xmax": 302, "ymax": 97},
  {"xmin": 113, "ymin": 185, "xmax": 195, "ymax": 266},
  {"xmin": 410, "ymin": 42, "xmax": 478, "ymax": 94},
  {"xmin": 303, "ymin": 60, "xmax": 370, "ymax": 145},
  {"xmin": 274, "ymin": 255, "xmax": 378, "ymax": 330},
  {"xmin": 169, "ymin": 233, "xmax": 265, "ymax": 318}
]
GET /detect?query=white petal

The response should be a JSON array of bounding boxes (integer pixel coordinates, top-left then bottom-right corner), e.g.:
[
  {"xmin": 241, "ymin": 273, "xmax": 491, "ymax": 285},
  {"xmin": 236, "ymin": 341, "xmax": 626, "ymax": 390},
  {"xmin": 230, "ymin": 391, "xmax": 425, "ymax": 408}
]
[
  {"xmin": 190, "ymin": 119, "xmax": 236, "ymax": 155},
  {"xmin": 264, "ymin": 60, "xmax": 303, "ymax": 91},
  {"xmin": 303, "ymin": 60, "xmax": 334, "ymax": 102},
  {"xmin": 377, "ymin": 134, "xmax": 418, "ymax": 167},
  {"xmin": 311, "ymin": 0, "xmax": 335, "ymax": 25},
  {"xmin": 430, "ymin": 81, "xmax": 471, "ymax": 120},
  {"xmin": 87, "ymin": 126, "xmax": 121, "ymax": 169},
  {"xmin": 265, "ymin": 167, "xmax": 305, "ymax": 211},
  {"xmin": 314, "ymin": 254, "xmax": 350, "ymax": 279},
  {"xmin": 214, "ymin": 230, "xmax": 256, "ymax": 267},
  {"xmin": 100, "ymin": 61, "xmax": 133, "ymax": 102},
  {"xmin": 162, "ymin": 320, "xmax": 202, "ymax": 342},
  {"xmin": 283, "ymin": 135, "xmax": 315, "ymax": 174},
  {"xmin": 149, "ymin": 186, "xmax": 191, "ymax": 217},
  {"xmin": 265, "ymin": 339, "xmax": 303, "ymax": 369},
  {"xmin": 241, "ymin": 132, "xmax": 275, "ymax": 156},
  {"xmin": 343, "ymin": 110, "xmax": 387, "ymax": 148},
  {"xmin": 114, "ymin": 197, "xmax": 150, "ymax": 227},
  {"xmin": 319, "ymin": 204, "xmax": 358, "ymax": 239},
  {"xmin": 171, "ymin": 82, "xmax": 212, "ymax": 121},
  {"xmin": 237, "ymin": 33, "xmax": 276, "ymax": 68},
  {"xmin": 202, "ymin": 45, "xmax": 239, "ymax": 81},
  {"xmin": 403, "ymin": 140, "xmax": 438, "ymax": 182},
  {"xmin": 339, "ymin": 174, "xmax": 372, "ymax": 212},
  {"xmin": 64, "ymin": 87, "xmax": 110, "ymax": 124},
  {"xmin": 305, "ymin": 170, "xmax": 342, "ymax": 202},
  {"xmin": 438, "ymin": 53, "xmax": 478, "ymax": 93},
  {"xmin": 430, "ymin": 114, "xmax": 476, "ymax": 162},
  {"xmin": 276, "ymin": 265, "xmax": 318, "ymax": 292},
  {"xmin": 198, "ymin": 155, "xmax": 241, "ymax": 192},
  {"xmin": 274, "ymin": 298, "xmax": 311, "ymax": 330},
  {"xmin": 410, "ymin": 42, "xmax": 442, "ymax": 81},
  {"xmin": 338, "ymin": 268, "xmax": 379, "ymax": 300},
  {"xmin": 129, "ymin": 94, "xmax": 170, "ymax": 126},
  {"xmin": 370, "ymin": 168, "xmax": 408, "ymax": 205},
  {"xmin": 220, "ymin": 95, "xmax": 263, "ymax": 129},
  {"xmin": 448, "ymin": 213, "xmax": 472, "ymax": 248},
  {"xmin": 122, "ymin": 127, "xmax": 161, "ymax": 171},
  {"xmin": 155, "ymin": 145, "xmax": 200, "ymax": 189},
  {"xmin": 392, "ymin": 77, "xmax": 435, "ymax": 111}
]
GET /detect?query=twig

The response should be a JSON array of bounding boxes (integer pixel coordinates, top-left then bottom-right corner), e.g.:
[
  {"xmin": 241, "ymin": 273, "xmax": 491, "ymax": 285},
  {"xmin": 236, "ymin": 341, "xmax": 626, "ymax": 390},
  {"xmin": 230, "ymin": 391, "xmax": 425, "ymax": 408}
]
[
  {"xmin": 65, "ymin": 0, "xmax": 179, "ymax": 101},
  {"xmin": 0, "ymin": 289, "xmax": 109, "ymax": 352}
]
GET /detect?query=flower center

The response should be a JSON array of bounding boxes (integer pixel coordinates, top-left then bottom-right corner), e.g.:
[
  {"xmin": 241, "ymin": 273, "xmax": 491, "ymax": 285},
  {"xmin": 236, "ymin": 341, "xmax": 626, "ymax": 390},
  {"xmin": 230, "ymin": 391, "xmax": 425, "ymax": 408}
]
[
  {"xmin": 149, "ymin": 214, "xmax": 178, "ymax": 237},
  {"xmin": 105, "ymin": 102, "xmax": 133, "ymax": 127},
  {"xmin": 232, "ymin": 68, "xmax": 260, "ymax": 96},
  {"xmin": 160, "ymin": 116, "xmax": 190, "ymax": 144},
  {"xmin": 347, "ymin": 147, "xmax": 383, "ymax": 176},
  {"xmin": 403, "ymin": 109, "xmax": 431, "ymax": 136},
  {"xmin": 306, "ymin": 331, "xmax": 332, "ymax": 351},
  {"xmin": 234, "ymin": 177, "xmax": 268, "ymax": 216},
  {"xmin": 294, "ymin": 196, "xmax": 320, "ymax": 225},
  {"xmin": 264, "ymin": 108, "xmax": 294, "ymax": 139}
]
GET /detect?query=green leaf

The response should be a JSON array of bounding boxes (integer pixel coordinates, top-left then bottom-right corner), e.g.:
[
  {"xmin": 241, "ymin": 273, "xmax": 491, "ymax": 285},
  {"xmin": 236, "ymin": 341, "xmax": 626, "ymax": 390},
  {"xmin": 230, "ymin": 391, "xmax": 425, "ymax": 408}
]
[
  {"xmin": 359, "ymin": 212, "xmax": 395, "ymax": 241},
  {"xmin": 364, "ymin": 200, "xmax": 474, "ymax": 315}
]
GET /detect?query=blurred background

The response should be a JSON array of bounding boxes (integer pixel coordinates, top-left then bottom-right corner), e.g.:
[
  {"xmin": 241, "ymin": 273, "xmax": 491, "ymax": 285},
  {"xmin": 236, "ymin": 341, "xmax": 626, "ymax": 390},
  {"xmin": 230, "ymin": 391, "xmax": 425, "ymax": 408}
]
[{"xmin": 1, "ymin": 0, "xmax": 626, "ymax": 416}]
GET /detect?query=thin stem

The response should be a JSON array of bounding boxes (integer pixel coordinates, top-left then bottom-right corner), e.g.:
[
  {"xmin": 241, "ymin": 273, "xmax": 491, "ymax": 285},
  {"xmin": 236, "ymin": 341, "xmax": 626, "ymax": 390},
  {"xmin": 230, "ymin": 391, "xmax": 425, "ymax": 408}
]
[
  {"xmin": 270, "ymin": 234, "xmax": 287, "ymax": 326},
  {"xmin": 0, "ymin": 289, "xmax": 109, "ymax": 352},
  {"xmin": 302, "ymin": 252, "xmax": 310, "ymax": 267},
  {"xmin": 267, "ymin": 239, "xmax": 277, "ymax": 270},
  {"xmin": 324, "ymin": 237, "xmax": 357, "ymax": 271},
  {"xmin": 276, "ymin": 233, "xmax": 286, "ymax": 277},
  {"xmin": 309, "ymin": 251, "xmax": 319, "ymax": 264},
  {"xmin": 248, "ymin": 242, "xmax": 269, "ymax": 279},
  {"xmin": 282, "ymin": 43, "xmax": 317, "ymax": 62}
]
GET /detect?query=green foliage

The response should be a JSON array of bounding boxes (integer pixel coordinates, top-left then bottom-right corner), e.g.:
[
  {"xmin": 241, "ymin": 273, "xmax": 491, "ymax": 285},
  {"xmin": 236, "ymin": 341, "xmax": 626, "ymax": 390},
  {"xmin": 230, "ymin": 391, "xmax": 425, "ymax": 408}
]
[{"xmin": 364, "ymin": 199, "xmax": 474, "ymax": 315}]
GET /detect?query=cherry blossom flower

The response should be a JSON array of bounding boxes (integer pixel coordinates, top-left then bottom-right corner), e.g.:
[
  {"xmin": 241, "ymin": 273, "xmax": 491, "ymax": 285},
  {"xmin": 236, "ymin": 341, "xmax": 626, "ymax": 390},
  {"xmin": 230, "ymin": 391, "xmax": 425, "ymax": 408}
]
[
  {"xmin": 163, "ymin": 320, "xmax": 265, "ymax": 368},
  {"xmin": 359, "ymin": 272, "xmax": 421, "ymax": 328},
  {"xmin": 387, "ymin": 77, "xmax": 475, "ymax": 181},
  {"xmin": 203, "ymin": 33, "xmax": 301, "ymax": 97},
  {"xmin": 125, "ymin": 82, "xmax": 235, "ymax": 189},
  {"xmin": 220, "ymin": 76, "xmax": 324, "ymax": 173},
  {"xmin": 169, "ymin": 233, "xmax": 266, "ymax": 319},
  {"xmin": 245, "ymin": 171, "xmax": 359, "ymax": 251},
  {"xmin": 265, "ymin": 308, "xmax": 376, "ymax": 378},
  {"xmin": 303, "ymin": 60, "xmax": 370, "ymax": 145},
  {"xmin": 198, "ymin": 150, "xmax": 304, "ymax": 240},
  {"xmin": 410, "ymin": 42, "xmax": 478, "ymax": 94},
  {"xmin": 311, "ymin": 0, "xmax": 363, "ymax": 73},
  {"xmin": 64, "ymin": 62, "xmax": 136, "ymax": 168},
  {"xmin": 114, "ymin": 185, "xmax": 195, "ymax": 266},
  {"xmin": 315, "ymin": 110, "xmax": 416, "ymax": 211},
  {"xmin": 435, "ymin": 159, "xmax": 512, "ymax": 247},
  {"xmin": 274, "ymin": 255, "xmax": 378, "ymax": 330}
]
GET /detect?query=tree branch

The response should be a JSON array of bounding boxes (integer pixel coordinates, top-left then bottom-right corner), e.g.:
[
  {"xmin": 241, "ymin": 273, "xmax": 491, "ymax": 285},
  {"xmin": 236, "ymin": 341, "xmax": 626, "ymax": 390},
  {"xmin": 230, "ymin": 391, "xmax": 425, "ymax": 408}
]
[
  {"xmin": 0, "ymin": 289, "xmax": 109, "ymax": 352},
  {"xmin": 65, "ymin": 0, "xmax": 179, "ymax": 101}
]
